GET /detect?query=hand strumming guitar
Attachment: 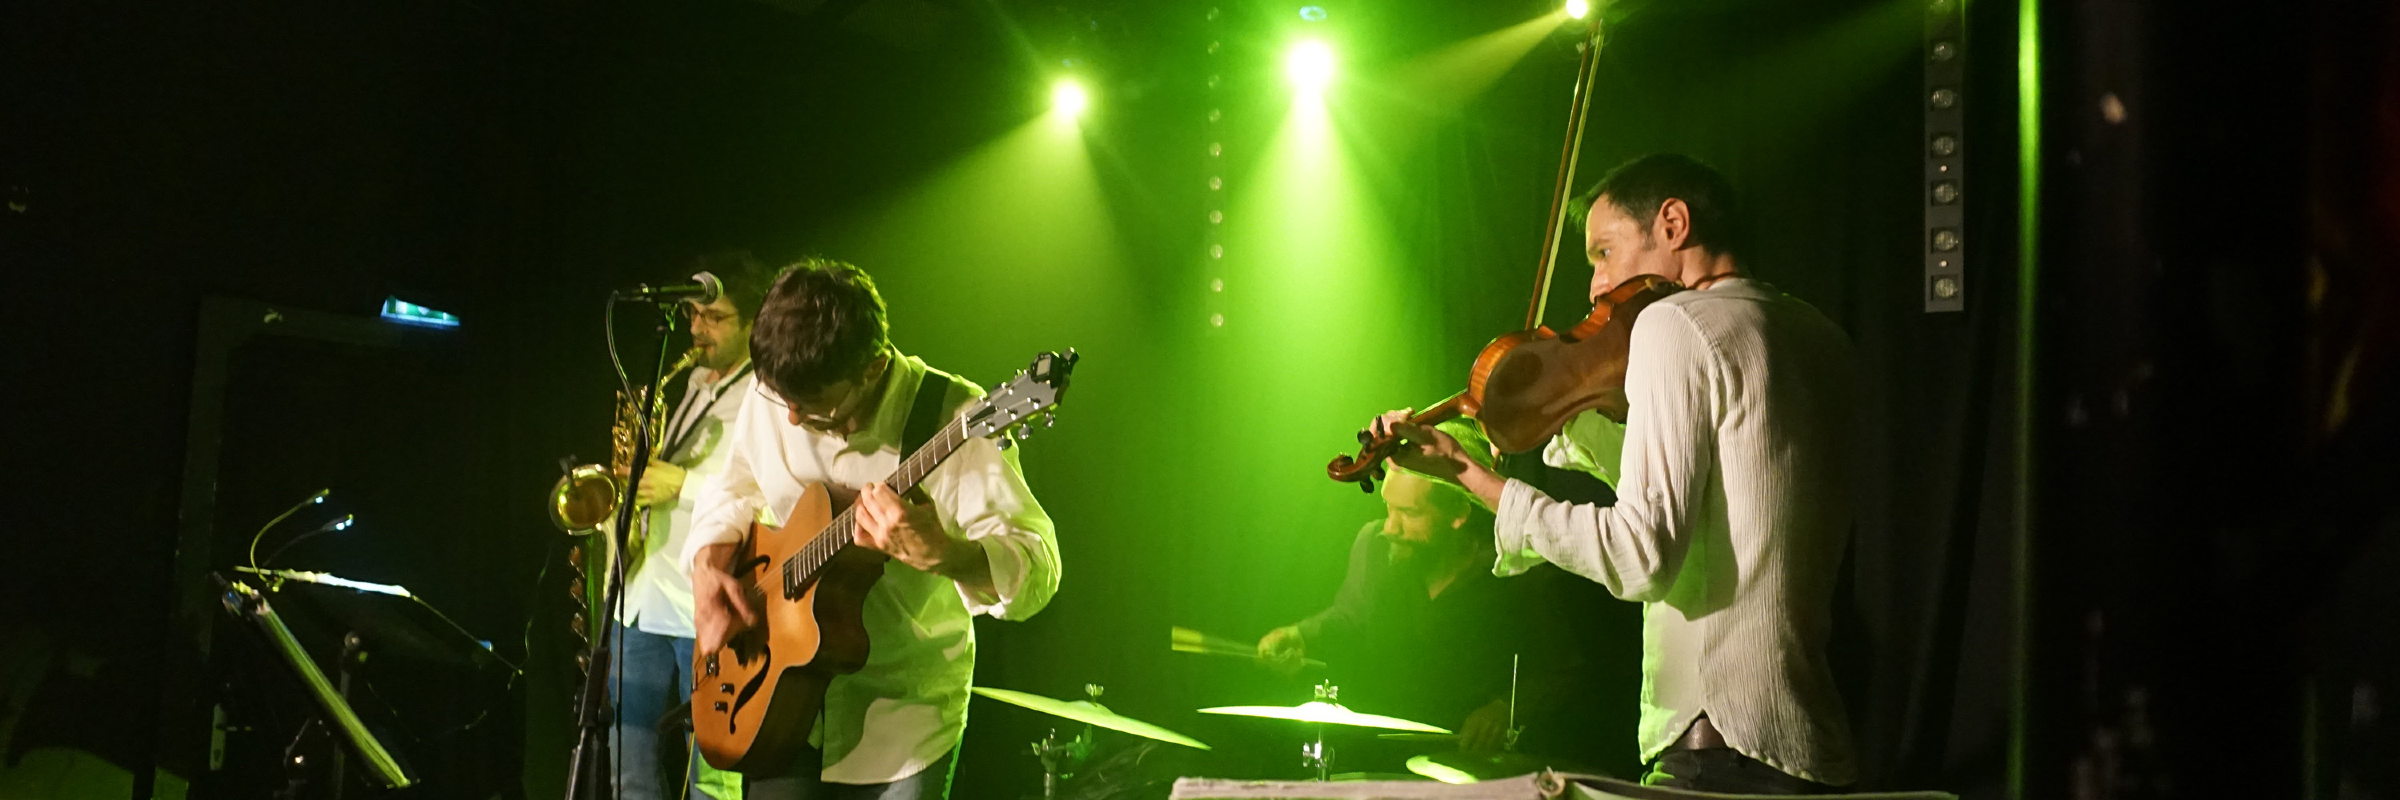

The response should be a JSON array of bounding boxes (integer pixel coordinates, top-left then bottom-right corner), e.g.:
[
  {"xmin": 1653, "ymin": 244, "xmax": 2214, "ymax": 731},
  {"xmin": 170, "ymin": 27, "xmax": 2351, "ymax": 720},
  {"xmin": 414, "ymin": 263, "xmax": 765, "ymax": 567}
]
[
  {"xmin": 691, "ymin": 542, "xmax": 758, "ymax": 656},
  {"xmin": 853, "ymin": 483, "xmax": 997, "ymax": 599}
]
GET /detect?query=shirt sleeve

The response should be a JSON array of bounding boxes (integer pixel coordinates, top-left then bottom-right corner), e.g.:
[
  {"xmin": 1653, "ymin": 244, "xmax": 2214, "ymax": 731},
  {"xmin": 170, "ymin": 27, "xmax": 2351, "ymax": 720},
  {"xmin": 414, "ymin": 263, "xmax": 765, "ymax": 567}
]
[
  {"xmin": 1490, "ymin": 305, "xmax": 1720, "ymax": 603},
  {"xmin": 682, "ymin": 388, "xmax": 768, "ymax": 572},
  {"xmin": 925, "ymin": 429, "xmax": 1060, "ymax": 621},
  {"xmin": 1542, "ymin": 411, "xmax": 1628, "ymax": 488},
  {"xmin": 1295, "ymin": 521, "xmax": 1384, "ymax": 649}
]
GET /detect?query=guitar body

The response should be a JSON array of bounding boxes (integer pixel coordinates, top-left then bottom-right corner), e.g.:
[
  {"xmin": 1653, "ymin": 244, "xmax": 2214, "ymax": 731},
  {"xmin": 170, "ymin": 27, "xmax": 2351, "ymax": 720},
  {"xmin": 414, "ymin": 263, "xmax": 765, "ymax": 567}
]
[
  {"xmin": 692, "ymin": 482, "xmax": 888, "ymax": 774},
  {"xmin": 684, "ymin": 348, "xmax": 1078, "ymax": 776}
]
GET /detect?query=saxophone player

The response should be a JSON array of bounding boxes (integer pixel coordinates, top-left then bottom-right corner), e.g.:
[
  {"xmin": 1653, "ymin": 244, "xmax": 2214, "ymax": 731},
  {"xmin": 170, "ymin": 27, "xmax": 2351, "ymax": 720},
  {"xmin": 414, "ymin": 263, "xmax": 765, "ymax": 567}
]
[{"xmin": 613, "ymin": 251, "xmax": 775, "ymax": 800}]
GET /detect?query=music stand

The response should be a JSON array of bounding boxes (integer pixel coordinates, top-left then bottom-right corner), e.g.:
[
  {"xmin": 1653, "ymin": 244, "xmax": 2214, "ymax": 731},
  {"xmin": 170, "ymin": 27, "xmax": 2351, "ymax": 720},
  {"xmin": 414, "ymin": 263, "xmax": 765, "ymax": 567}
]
[
  {"xmin": 217, "ymin": 573, "xmax": 416, "ymax": 791},
  {"xmin": 233, "ymin": 566, "xmax": 517, "ymax": 676}
]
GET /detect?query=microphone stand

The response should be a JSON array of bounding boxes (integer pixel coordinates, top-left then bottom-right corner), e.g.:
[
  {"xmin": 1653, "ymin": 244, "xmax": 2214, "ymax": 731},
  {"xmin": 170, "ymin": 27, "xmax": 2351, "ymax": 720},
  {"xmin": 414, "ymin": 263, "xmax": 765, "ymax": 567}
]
[{"xmin": 563, "ymin": 296, "xmax": 686, "ymax": 800}]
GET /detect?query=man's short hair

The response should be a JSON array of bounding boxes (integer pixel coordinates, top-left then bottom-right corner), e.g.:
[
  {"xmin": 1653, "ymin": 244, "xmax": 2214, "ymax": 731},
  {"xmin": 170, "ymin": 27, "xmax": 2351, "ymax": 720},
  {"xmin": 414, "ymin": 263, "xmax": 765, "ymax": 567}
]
[
  {"xmin": 751, "ymin": 258, "xmax": 891, "ymax": 399},
  {"xmin": 1569, "ymin": 154, "xmax": 1746, "ymax": 258},
  {"xmin": 683, "ymin": 250, "xmax": 775, "ymax": 321}
]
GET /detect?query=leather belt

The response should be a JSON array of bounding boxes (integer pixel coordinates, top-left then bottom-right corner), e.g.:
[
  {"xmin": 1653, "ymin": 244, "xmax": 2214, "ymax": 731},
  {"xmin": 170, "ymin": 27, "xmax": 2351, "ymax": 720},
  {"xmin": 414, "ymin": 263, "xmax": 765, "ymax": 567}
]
[{"xmin": 1666, "ymin": 715, "xmax": 1728, "ymax": 752}]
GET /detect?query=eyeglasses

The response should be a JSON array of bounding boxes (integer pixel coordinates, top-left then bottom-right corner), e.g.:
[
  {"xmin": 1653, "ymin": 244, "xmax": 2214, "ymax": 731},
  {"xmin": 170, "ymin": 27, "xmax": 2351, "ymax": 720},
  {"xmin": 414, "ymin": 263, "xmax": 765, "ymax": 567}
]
[
  {"xmin": 684, "ymin": 305, "xmax": 741, "ymax": 327},
  {"xmin": 755, "ymin": 372, "xmax": 872, "ymax": 430},
  {"xmin": 751, "ymin": 353, "xmax": 890, "ymax": 429}
]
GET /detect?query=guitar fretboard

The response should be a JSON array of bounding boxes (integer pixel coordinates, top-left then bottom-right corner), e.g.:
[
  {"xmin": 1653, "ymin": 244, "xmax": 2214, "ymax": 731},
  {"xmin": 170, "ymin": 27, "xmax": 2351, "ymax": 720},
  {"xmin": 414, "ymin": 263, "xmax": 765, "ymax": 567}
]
[{"xmin": 779, "ymin": 417, "xmax": 971, "ymax": 596}]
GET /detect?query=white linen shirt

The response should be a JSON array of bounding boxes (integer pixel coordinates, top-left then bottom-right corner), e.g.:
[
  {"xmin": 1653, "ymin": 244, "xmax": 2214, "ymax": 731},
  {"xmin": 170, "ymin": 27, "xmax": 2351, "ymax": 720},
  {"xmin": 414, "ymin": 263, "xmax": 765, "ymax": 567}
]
[
  {"xmin": 620, "ymin": 361, "xmax": 754, "ymax": 638},
  {"xmin": 681, "ymin": 353, "xmax": 1060, "ymax": 784},
  {"xmin": 1491, "ymin": 278, "xmax": 1860, "ymax": 785}
]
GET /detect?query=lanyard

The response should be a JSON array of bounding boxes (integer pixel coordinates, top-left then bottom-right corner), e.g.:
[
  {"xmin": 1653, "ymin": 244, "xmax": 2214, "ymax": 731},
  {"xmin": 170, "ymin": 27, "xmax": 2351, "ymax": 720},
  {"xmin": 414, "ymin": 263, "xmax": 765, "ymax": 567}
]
[{"xmin": 663, "ymin": 361, "xmax": 753, "ymax": 460}]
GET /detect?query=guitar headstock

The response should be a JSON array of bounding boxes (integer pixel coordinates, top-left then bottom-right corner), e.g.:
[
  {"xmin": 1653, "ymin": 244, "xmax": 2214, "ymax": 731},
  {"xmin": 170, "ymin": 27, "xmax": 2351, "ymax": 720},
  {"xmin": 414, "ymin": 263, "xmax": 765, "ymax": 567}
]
[{"xmin": 962, "ymin": 349, "xmax": 1079, "ymax": 443}]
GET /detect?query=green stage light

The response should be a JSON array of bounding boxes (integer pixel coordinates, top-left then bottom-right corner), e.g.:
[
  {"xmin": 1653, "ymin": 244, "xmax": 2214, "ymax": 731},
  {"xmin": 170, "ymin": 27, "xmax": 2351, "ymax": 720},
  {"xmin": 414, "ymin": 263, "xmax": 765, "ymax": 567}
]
[
  {"xmin": 1286, "ymin": 40, "xmax": 1336, "ymax": 93},
  {"xmin": 1565, "ymin": 0, "xmax": 1589, "ymax": 19},
  {"xmin": 1051, "ymin": 78, "xmax": 1089, "ymax": 119}
]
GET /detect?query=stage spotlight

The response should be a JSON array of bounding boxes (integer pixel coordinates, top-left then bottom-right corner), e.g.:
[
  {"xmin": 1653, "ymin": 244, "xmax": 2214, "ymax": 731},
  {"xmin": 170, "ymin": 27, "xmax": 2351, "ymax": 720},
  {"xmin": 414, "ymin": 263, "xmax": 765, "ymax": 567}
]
[
  {"xmin": 1051, "ymin": 78, "xmax": 1089, "ymax": 119},
  {"xmin": 1286, "ymin": 40, "xmax": 1336, "ymax": 93},
  {"xmin": 1564, "ymin": 0, "xmax": 1589, "ymax": 19}
]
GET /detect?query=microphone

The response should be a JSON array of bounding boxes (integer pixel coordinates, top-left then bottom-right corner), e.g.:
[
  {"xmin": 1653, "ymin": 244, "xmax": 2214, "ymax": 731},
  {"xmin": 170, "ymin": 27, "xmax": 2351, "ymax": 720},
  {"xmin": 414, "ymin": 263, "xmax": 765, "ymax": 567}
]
[{"xmin": 616, "ymin": 271, "xmax": 722, "ymax": 305}]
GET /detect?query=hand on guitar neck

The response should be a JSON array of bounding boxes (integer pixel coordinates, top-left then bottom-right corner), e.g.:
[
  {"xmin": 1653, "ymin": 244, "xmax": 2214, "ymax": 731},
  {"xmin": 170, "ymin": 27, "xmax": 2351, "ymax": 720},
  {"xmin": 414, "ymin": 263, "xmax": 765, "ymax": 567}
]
[{"xmin": 852, "ymin": 483, "xmax": 995, "ymax": 598}]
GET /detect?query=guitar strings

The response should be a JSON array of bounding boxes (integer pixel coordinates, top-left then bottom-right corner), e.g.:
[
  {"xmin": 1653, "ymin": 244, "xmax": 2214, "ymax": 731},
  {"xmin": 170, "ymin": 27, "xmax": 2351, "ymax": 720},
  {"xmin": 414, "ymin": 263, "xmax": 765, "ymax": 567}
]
[{"xmin": 732, "ymin": 418, "xmax": 970, "ymax": 598}]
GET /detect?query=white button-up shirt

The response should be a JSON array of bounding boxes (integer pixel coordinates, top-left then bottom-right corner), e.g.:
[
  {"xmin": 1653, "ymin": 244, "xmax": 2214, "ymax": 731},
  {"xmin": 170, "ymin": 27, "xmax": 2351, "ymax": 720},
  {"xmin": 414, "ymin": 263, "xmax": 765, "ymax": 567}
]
[
  {"xmin": 1492, "ymin": 278, "xmax": 1860, "ymax": 785},
  {"xmin": 621, "ymin": 360, "xmax": 754, "ymax": 638},
  {"xmin": 682, "ymin": 353, "xmax": 1060, "ymax": 784}
]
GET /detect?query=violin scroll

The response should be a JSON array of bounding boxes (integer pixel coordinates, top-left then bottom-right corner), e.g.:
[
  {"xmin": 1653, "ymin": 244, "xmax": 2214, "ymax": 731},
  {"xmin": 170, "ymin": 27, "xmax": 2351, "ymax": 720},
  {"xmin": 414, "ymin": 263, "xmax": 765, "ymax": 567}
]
[{"xmin": 1325, "ymin": 393, "xmax": 1469, "ymax": 492}]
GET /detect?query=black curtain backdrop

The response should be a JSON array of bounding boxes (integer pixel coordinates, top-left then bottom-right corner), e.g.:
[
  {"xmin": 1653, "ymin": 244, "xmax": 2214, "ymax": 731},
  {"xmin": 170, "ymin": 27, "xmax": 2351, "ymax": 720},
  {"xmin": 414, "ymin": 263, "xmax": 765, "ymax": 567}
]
[{"xmin": 1, "ymin": 0, "xmax": 2030, "ymax": 798}]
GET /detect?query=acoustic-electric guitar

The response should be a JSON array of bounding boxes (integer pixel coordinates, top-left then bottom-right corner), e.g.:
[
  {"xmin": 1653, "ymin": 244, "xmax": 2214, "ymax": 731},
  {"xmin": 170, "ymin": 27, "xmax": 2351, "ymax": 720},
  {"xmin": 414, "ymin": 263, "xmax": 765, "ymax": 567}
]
[{"xmin": 691, "ymin": 350, "xmax": 1076, "ymax": 773}]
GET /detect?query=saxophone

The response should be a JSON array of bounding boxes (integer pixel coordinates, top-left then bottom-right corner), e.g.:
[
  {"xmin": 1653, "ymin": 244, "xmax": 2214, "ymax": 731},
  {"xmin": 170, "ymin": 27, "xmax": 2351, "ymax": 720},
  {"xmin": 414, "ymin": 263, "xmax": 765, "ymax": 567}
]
[
  {"xmin": 550, "ymin": 348, "xmax": 701, "ymax": 533},
  {"xmin": 549, "ymin": 349, "xmax": 699, "ymax": 668}
]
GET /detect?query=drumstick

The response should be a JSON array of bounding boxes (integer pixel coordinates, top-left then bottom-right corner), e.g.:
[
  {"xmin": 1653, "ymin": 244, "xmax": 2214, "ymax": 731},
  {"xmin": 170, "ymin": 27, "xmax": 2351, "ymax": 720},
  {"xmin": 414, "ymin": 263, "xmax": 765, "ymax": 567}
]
[{"xmin": 1170, "ymin": 626, "xmax": 1326, "ymax": 668}]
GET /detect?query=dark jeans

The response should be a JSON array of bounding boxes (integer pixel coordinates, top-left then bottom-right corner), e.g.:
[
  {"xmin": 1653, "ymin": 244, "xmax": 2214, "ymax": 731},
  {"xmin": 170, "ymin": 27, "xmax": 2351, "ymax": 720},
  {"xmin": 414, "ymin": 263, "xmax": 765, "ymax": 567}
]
[
  {"xmin": 1641, "ymin": 748, "xmax": 1833, "ymax": 795},
  {"xmin": 613, "ymin": 625, "xmax": 706, "ymax": 800},
  {"xmin": 742, "ymin": 751, "xmax": 954, "ymax": 800}
]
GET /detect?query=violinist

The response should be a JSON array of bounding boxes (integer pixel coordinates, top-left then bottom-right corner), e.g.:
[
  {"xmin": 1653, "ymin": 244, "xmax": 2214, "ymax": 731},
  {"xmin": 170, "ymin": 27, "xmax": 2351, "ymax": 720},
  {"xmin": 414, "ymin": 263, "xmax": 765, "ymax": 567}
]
[{"xmin": 1370, "ymin": 154, "xmax": 1861, "ymax": 794}]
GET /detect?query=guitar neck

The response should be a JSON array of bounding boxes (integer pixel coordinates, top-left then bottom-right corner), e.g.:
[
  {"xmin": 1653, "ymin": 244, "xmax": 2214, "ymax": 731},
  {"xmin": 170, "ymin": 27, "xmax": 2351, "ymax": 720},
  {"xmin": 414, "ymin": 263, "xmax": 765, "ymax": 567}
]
[{"xmin": 785, "ymin": 418, "xmax": 972, "ymax": 580}]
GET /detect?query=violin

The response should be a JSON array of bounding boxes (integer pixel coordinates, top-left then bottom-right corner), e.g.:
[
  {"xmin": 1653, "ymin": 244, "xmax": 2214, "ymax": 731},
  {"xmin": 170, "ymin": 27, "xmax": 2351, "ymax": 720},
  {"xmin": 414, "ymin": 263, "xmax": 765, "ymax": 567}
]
[
  {"xmin": 1326, "ymin": 14, "xmax": 1683, "ymax": 492},
  {"xmin": 1326, "ymin": 275, "xmax": 1680, "ymax": 489}
]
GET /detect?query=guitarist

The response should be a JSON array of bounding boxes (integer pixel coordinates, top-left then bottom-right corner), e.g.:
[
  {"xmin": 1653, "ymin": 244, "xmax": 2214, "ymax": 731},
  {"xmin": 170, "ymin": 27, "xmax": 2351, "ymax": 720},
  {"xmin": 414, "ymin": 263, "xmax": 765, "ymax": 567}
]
[{"xmin": 681, "ymin": 258, "xmax": 1062, "ymax": 800}]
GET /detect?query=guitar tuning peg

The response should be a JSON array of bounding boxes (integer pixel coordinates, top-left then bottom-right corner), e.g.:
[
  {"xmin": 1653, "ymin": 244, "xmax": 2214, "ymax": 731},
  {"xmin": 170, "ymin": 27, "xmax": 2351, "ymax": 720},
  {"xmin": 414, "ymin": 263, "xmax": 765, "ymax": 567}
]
[
  {"xmin": 996, "ymin": 436, "xmax": 1015, "ymax": 450},
  {"xmin": 1016, "ymin": 425, "xmax": 1034, "ymax": 441},
  {"xmin": 1044, "ymin": 413, "xmax": 1057, "ymax": 428}
]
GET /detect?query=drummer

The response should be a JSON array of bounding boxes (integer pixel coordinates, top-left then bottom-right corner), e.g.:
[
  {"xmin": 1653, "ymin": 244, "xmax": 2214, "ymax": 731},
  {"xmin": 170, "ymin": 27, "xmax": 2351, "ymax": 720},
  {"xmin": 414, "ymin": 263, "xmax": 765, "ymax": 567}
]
[{"xmin": 1257, "ymin": 421, "xmax": 1634, "ymax": 772}]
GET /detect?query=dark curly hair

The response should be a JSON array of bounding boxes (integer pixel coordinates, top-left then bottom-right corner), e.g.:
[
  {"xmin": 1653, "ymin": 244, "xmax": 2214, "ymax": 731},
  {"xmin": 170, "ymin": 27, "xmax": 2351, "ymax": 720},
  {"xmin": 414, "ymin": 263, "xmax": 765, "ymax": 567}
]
[{"xmin": 750, "ymin": 258, "xmax": 891, "ymax": 400}]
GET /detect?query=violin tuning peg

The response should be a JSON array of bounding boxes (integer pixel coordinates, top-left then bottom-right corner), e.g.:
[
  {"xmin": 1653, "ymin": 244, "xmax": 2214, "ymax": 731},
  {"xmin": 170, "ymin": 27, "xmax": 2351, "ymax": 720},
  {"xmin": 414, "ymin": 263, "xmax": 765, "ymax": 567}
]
[
  {"xmin": 1356, "ymin": 429, "xmax": 1372, "ymax": 445},
  {"xmin": 1359, "ymin": 479, "xmax": 1375, "ymax": 494}
]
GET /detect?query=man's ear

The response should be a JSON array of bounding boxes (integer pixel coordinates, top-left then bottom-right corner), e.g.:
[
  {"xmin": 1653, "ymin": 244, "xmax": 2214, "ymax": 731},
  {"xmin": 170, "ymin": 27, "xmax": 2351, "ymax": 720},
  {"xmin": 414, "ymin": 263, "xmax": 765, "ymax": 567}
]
[{"xmin": 1655, "ymin": 198, "xmax": 1693, "ymax": 250}]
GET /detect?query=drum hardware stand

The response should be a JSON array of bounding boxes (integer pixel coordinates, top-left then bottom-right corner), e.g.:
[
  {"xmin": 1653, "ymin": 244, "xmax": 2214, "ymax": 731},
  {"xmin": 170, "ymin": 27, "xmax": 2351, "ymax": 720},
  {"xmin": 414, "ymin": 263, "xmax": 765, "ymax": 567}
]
[
  {"xmin": 1505, "ymin": 653, "xmax": 1524, "ymax": 752},
  {"xmin": 1302, "ymin": 682, "xmax": 1338, "ymax": 781},
  {"xmin": 1027, "ymin": 685, "xmax": 1105, "ymax": 800}
]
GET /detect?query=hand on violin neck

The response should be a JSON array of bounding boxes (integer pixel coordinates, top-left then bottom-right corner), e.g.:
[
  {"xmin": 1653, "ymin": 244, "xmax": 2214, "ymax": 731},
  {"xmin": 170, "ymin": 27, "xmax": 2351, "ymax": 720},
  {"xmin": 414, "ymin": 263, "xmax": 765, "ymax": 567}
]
[{"xmin": 1369, "ymin": 409, "xmax": 1506, "ymax": 509}]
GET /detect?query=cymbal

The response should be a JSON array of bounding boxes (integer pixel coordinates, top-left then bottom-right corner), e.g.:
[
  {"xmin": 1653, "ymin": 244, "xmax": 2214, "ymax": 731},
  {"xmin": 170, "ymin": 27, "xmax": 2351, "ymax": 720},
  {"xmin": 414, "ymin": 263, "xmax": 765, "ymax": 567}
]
[
  {"xmin": 1196, "ymin": 701, "xmax": 1450, "ymax": 733},
  {"xmin": 1404, "ymin": 751, "xmax": 1599, "ymax": 784},
  {"xmin": 971, "ymin": 687, "xmax": 1212, "ymax": 750}
]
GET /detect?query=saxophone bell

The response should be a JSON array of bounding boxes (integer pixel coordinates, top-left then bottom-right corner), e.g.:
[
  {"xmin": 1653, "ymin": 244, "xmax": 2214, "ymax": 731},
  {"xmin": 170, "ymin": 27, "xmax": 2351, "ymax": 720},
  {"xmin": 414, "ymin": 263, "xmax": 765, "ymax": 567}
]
[{"xmin": 547, "ymin": 349, "xmax": 702, "ymax": 534}]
